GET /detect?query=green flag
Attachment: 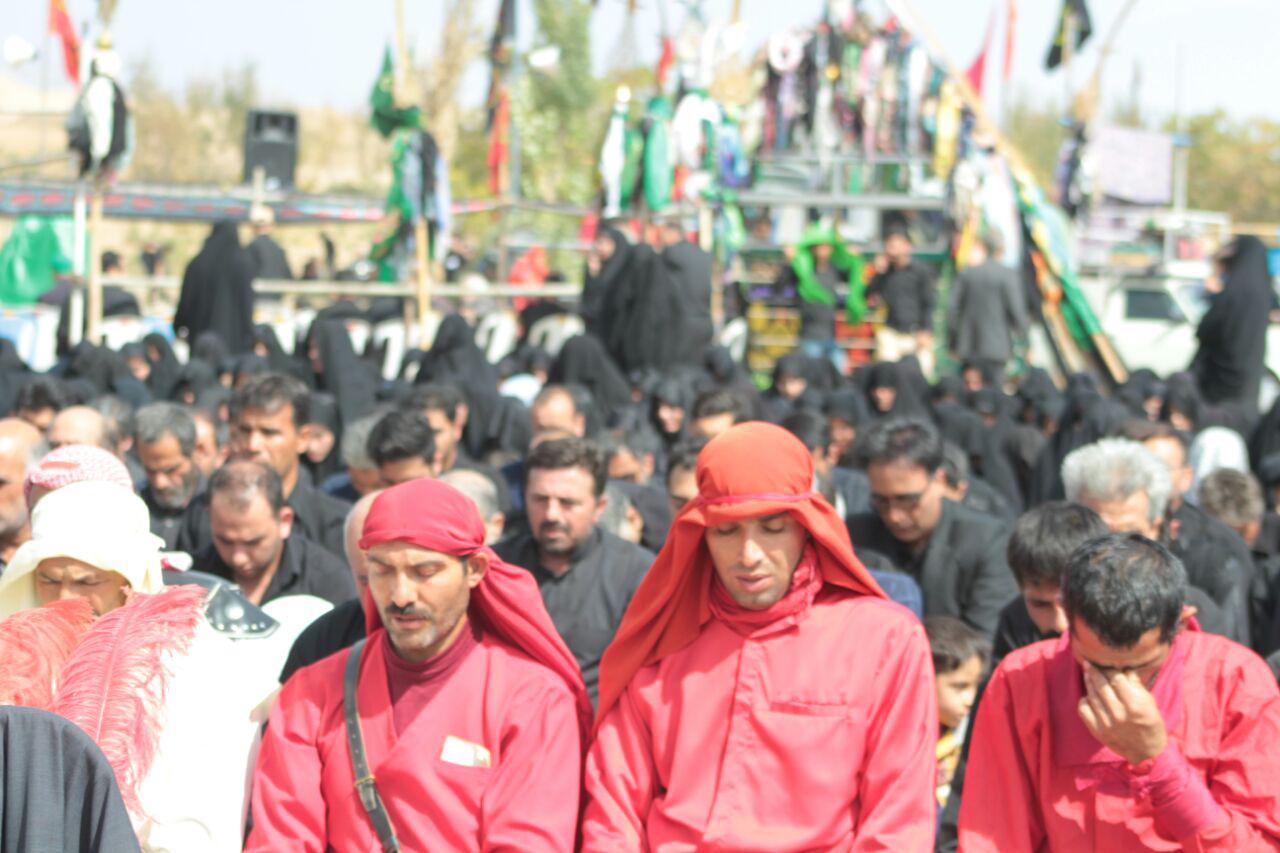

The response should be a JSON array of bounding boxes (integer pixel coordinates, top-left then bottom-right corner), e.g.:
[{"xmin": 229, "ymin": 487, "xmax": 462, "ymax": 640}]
[{"xmin": 369, "ymin": 45, "xmax": 420, "ymax": 138}]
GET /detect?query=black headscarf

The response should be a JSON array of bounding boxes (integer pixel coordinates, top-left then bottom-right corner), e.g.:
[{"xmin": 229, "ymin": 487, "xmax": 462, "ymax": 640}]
[
  {"xmin": 0, "ymin": 705, "xmax": 142, "ymax": 853},
  {"xmin": 662, "ymin": 237, "xmax": 715, "ymax": 362},
  {"xmin": 549, "ymin": 335, "xmax": 633, "ymax": 427},
  {"xmin": 1192, "ymin": 235, "xmax": 1273, "ymax": 413},
  {"xmin": 598, "ymin": 239, "xmax": 688, "ymax": 374},
  {"xmin": 142, "ymin": 333, "xmax": 182, "ymax": 401},
  {"xmin": 0, "ymin": 339, "xmax": 29, "ymax": 417},
  {"xmin": 650, "ymin": 375, "xmax": 693, "ymax": 447},
  {"xmin": 174, "ymin": 222, "xmax": 256, "ymax": 354},
  {"xmin": 308, "ymin": 319, "xmax": 377, "ymax": 430},
  {"xmin": 304, "ymin": 391, "xmax": 344, "ymax": 482},
  {"xmin": 253, "ymin": 324, "xmax": 307, "ymax": 381},
  {"xmin": 863, "ymin": 360, "xmax": 934, "ymax": 420},
  {"xmin": 417, "ymin": 314, "xmax": 499, "ymax": 391},
  {"xmin": 581, "ymin": 226, "xmax": 635, "ymax": 337},
  {"xmin": 1027, "ymin": 375, "xmax": 1130, "ymax": 503}
]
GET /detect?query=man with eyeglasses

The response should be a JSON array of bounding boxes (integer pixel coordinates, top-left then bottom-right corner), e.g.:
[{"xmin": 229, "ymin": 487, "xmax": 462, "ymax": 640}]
[
  {"xmin": 959, "ymin": 533, "xmax": 1280, "ymax": 850},
  {"xmin": 847, "ymin": 417, "xmax": 1017, "ymax": 635}
]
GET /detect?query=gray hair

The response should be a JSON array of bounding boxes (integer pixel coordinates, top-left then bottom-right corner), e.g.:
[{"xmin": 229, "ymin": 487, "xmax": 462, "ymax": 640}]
[
  {"xmin": 438, "ymin": 469, "xmax": 501, "ymax": 522},
  {"xmin": 92, "ymin": 395, "xmax": 134, "ymax": 448},
  {"xmin": 1062, "ymin": 438, "xmax": 1171, "ymax": 523},
  {"xmin": 134, "ymin": 402, "xmax": 197, "ymax": 456},
  {"xmin": 341, "ymin": 411, "xmax": 385, "ymax": 469},
  {"xmin": 1197, "ymin": 469, "xmax": 1264, "ymax": 529}
]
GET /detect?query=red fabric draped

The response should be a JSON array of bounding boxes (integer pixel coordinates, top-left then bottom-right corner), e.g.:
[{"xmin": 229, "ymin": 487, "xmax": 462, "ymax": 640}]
[
  {"xmin": 594, "ymin": 421, "xmax": 886, "ymax": 728},
  {"xmin": 359, "ymin": 478, "xmax": 592, "ymax": 738}
]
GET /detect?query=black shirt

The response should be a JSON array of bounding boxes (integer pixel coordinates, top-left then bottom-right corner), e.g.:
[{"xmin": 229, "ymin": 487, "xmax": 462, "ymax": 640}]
[
  {"xmin": 140, "ymin": 475, "xmax": 206, "ymax": 551},
  {"xmin": 798, "ymin": 265, "xmax": 840, "ymax": 341},
  {"xmin": 847, "ymin": 499, "xmax": 1015, "ymax": 636},
  {"xmin": 177, "ymin": 466, "xmax": 351, "ymax": 559},
  {"xmin": 992, "ymin": 596, "xmax": 1052, "ymax": 668},
  {"xmin": 191, "ymin": 532, "xmax": 357, "ymax": 607},
  {"xmin": 495, "ymin": 527, "xmax": 653, "ymax": 706},
  {"xmin": 279, "ymin": 597, "xmax": 366, "ymax": 682},
  {"xmin": 1169, "ymin": 500, "xmax": 1254, "ymax": 645},
  {"xmin": 866, "ymin": 260, "xmax": 936, "ymax": 332}
]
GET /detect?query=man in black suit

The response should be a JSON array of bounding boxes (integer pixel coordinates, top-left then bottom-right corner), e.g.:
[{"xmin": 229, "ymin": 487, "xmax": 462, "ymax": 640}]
[
  {"xmin": 847, "ymin": 418, "xmax": 1017, "ymax": 635},
  {"xmin": 946, "ymin": 229, "xmax": 1029, "ymax": 387}
]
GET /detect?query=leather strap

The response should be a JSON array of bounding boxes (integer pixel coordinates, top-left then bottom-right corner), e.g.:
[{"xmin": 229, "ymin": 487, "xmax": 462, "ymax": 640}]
[{"xmin": 344, "ymin": 638, "xmax": 402, "ymax": 853}]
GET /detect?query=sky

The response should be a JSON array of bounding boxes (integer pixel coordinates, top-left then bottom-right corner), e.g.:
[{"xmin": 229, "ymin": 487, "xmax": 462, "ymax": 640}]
[{"xmin": 5, "ymin": 0, "xmax": 1278, "ymax": 124}]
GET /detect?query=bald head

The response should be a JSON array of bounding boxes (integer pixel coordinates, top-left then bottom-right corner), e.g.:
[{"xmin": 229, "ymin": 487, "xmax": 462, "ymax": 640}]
[
  {"xmin": 344, "ymin": 489, "xmax": 384, "ymax": 591},
  {"xmin": 48, "ymin": 406, "xmax": 111, "ymax": 452},
  {"xmin": 0, "ymin": 418, "xmax": 45, "ymax": 544},
  {"xmin": 531, "ymin": 386, "xmax": 585, "ymax": 437}
]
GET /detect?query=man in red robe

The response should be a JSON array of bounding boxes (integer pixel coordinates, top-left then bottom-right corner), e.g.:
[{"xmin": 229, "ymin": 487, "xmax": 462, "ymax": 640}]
[
  {"xmin": 960, "ymin": 533, "xmax": 1280, "ymax": 850},
  {"xmin": 582, "ymin": 422, "xmax": 937, "ymax": 851},
  {"xmin": 247, "ymin": 478, "xmax": 591, "ymax": 852}
]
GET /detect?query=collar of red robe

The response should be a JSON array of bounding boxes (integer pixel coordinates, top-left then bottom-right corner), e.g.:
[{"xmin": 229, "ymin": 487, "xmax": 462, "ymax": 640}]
[
  {"xmin": 708, "ymin": 543, "xmax": 823, "ymax": 637},
  {"xmin": 1049, "ymin": 620, "xmax": 1197, "ymax": 768},
  {"xmin": 379, "ymin": 616, "xmax": 479, "ymax": 680}
]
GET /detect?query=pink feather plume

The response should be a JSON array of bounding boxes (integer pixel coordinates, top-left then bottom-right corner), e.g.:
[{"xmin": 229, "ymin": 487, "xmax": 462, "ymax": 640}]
[
  {"xmin": 0, "ymin": 598, "xmax": 95, "ymax": 708},
  {"xmin": 52, "ymin": 585, "xmax": 206, "ymax": 816}
]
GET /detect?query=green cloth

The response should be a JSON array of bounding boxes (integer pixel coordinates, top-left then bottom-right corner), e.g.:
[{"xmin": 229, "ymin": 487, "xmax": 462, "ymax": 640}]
[
  {"xmin": 0, "ymin": 217, "xmax": 72, "ymax": 305},
  {"xmin": 642, "ymin": 97, "xmax": 673, "ymax": 212},
  {"xmin": 1014, "ymin": 175, "xmax": 1102, "ymax": 345},
  {"xmin": 790, "ymin": 224, "xmax": 866, "ymax": 324},
  {"xmin": 369, "ymin": 45, "xmax": 422, "ymax": 139}
]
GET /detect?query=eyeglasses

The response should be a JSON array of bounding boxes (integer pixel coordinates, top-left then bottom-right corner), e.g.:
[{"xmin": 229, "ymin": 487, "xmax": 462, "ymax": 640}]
[{"xmin": 870, "ymin": 491, "xmax": 926, "ymax": 513}]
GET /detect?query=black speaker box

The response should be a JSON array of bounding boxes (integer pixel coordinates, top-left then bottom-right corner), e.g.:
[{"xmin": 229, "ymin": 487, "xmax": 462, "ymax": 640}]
[{"xmin": 243, "ymin": 109, "xmax": 298, "ymax": 190}]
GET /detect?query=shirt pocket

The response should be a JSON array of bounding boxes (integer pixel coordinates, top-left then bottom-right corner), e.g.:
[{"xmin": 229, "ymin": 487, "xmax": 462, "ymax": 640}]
[{"xmin": 431, "ymin": 759, "xmax": 492, "ymax": 814}]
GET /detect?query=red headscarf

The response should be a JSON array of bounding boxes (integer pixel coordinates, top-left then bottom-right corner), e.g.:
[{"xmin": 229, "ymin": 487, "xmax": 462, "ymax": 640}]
[
  {"xmin": 359, "ymin": 478, "xmax": 592, "ymax": 738},
  {"xmin": 594, "ymin": 421, "xmax": 886, "ymax": 727}
]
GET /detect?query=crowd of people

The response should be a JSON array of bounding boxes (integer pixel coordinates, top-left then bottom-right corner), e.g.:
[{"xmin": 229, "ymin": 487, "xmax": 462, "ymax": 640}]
[{"xmin": 0, "ymin": 222, "xmax": 1276, "ymax": 851}]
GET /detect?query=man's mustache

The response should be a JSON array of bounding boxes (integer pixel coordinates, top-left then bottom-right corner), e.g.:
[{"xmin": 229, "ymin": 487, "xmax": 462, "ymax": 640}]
[{"xmin": 386, "ymin": 602, "xmax": 431, "ymax": 619}]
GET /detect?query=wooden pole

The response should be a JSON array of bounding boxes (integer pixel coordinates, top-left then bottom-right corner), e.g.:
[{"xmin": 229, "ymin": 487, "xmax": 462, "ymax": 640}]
[{"xmin": 85, "ymin": 177, "xmax": 104, "ymax": 344}]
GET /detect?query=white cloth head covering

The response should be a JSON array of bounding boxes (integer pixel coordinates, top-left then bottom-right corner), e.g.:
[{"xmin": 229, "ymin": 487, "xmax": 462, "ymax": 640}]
[
  {"xmin": 0, "ymin": 481, "xmax": 165, "ymax": 618},
  {"xmin": 1187, "ymin": 426, "xmax": 1251, "ymax": 506}
]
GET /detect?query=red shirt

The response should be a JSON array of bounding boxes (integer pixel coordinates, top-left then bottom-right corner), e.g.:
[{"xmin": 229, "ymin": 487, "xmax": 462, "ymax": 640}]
[
  {"xmin": 382, "ymin": 622, "xmax": 477, "ymax": 736},
  {"xmin": 247, "ymin": 626, "xmax": 581, "ymax": 852},
  {"xmin": 583, "ymin": 587, "xmax": 937, "ymax": 851},
  {"xmin": 959, "ymin": 629, "xmax": 1280, "ymax": 851}
]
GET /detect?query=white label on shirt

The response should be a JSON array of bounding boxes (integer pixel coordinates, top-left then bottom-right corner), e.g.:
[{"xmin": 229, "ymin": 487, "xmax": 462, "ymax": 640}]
[{"xmin": 440, "ymin": 735, "xmax": 491, "ymax": 768}]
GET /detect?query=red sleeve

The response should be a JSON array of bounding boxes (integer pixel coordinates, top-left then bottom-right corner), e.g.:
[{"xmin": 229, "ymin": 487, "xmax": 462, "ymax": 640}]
[
  {"xmin": 481, "ymin": 678, "xmax": 582, "ymax": 853},
  {"xmin": 580, "ymin": 683, "xmax": 657, "ymax": 850},
  {"xmin": 958, "ymin": 664, "xmax": 1047, "ymax": 852},
  {"xmin": 244, "ymin": 668, "xmax": 330, "ymax": 853},
  {"xmin": 851, "ymin": 618, "xmax": 939, "ymax": 851},
  {"xmin": 1173, "ymin": 654, "xmax": 1280, "ymax": 852}
]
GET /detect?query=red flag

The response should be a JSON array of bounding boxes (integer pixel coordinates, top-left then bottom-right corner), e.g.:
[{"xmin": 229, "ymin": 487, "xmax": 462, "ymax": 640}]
[
  {"xmin": 1003, "ymin": 0, "xmax": 1017, "ymax": 81},
  {"xmin": 47, "ymin": 0, "xmax": 80, "ymax": 85},
  {"xmin": 487, "ymin": 90, "xmax": 510, "ymax": 196},
  {"xmin": 965, "ymin": 5, "xmax": 997, "ymax": 95},
  {"xmin": 656, "ymin": 36, "xmax": 675, "ymax": 87}
]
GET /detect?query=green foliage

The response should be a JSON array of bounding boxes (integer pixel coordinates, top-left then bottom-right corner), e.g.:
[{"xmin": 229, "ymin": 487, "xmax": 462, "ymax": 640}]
[{"xmin": 1168, "ymin": 111, "xmax": 1280, "ymax": 223}]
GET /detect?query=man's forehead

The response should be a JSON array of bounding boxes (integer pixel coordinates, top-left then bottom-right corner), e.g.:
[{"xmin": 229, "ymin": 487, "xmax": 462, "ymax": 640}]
[{"xmin": 367, "ymin": 541, "xmax": 462, "ymax": 564}]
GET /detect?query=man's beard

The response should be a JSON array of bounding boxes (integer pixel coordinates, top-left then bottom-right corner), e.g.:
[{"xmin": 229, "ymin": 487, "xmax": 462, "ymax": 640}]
[
  {"xmin": 535, "ymin": 521, "xmax": 581, "ymax": 557},
  {"xmin": 153, "ymin": 470, "xmax": 200, "ymax": 512}
]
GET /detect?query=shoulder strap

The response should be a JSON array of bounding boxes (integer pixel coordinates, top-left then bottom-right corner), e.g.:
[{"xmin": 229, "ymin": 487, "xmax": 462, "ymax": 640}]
[{"xmin": 344, "ymin": 637, "xmax": 402, "ymax": 853}]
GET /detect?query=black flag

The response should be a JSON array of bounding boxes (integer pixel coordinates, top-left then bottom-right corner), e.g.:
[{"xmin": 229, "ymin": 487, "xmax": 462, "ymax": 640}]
[{"xmin": 1045, "ymin": 0, "xmax": 1093, "ymax": 70}]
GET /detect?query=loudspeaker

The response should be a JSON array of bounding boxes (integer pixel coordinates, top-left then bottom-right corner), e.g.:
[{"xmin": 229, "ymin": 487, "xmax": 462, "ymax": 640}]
[{"xmin": 243, "ymin": 109, "xmax": 298, "ymax": 190}]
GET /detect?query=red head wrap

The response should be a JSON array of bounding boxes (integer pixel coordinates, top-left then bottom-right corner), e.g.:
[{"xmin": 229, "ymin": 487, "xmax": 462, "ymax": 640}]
[
  {"xmin": 24, "ymin": 444, "xmax": 133, "ymax": 506},
  {"xmin": 594, "ymin": 421, "xmax": 886, "ymax": 727},
  {"xmin": 359, "ymin": 478, "xmax": 592, "ymax": 736}
]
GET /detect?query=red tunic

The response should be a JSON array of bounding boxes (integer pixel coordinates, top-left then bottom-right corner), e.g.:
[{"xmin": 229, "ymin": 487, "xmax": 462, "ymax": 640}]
[
  {"xmin": 959, "ymin": 630, "xmax": 1280, "ymax": 851},
  {"xmin": 582, "ymin": 587, "xmax": 937, "ymax": 851},
  {"xmin": 246, "ymin": 627, "xmax": 582, "ymax": 852}
]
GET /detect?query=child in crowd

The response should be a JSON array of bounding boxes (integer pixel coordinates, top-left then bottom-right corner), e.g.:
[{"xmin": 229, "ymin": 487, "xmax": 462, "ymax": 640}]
[{"xmin": 924, "ymin": 615, "xmax": 990, "ymax": 810}]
